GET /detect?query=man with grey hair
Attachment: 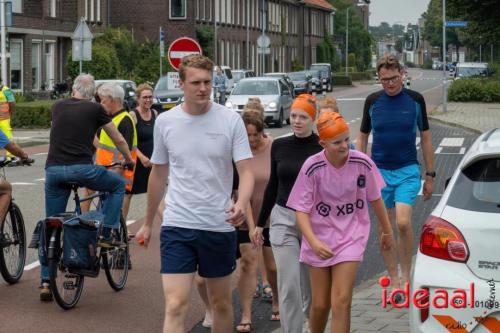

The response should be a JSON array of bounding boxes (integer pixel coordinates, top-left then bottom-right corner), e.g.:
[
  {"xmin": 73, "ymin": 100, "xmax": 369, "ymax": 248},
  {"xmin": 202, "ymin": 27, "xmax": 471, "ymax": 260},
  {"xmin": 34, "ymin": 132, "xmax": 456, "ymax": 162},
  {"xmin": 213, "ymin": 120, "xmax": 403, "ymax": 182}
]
[{"xmin": 40, "ymin": 74, "xmax": 135, "ymax": 302}]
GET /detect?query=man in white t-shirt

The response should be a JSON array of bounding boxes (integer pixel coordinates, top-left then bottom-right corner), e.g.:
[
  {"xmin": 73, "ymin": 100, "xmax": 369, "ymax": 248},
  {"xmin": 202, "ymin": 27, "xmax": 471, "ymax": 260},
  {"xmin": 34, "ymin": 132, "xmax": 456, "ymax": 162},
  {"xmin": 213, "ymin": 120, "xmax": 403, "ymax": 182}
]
[{"xmin": 137, "ymin": 54, "xmax": 254, "ymax": 333}]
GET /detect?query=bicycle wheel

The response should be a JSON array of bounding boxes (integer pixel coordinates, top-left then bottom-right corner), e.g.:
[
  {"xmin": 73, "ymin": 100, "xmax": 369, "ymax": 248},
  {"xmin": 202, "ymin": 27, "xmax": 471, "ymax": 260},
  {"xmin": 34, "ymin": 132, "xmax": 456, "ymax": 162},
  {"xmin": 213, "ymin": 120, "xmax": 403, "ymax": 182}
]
[
  {"xmin": 0, "ymin": 202, "xmax": 26, "ymax": 284},
  {"xmin": 102, "ymin": 215, "xmax": 129, "ymax": 291},
  {"xmin": 48, "ymin": 227, "xmax": 85, "ymax": 310}
]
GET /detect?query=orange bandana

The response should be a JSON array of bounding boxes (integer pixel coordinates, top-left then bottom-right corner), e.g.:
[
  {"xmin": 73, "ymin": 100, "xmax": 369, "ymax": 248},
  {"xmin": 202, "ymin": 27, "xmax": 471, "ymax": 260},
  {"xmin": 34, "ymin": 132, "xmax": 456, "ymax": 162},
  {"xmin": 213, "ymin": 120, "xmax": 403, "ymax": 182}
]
[
  {"xmin": 291, "ymin": 94, "xmax": 317, "ymax": 119},
  {"xmin": 317, "ymin": 111, "xmax": 349, "ymax": 141}
]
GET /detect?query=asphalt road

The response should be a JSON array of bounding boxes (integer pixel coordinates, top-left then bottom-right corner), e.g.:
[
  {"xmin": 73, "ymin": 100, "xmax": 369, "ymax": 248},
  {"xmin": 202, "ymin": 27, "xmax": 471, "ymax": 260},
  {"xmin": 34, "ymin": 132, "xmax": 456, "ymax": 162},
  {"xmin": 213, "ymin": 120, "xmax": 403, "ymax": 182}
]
[{"xmin": 0, "ymin": 69, "xmax": 480, "ymax": 332}]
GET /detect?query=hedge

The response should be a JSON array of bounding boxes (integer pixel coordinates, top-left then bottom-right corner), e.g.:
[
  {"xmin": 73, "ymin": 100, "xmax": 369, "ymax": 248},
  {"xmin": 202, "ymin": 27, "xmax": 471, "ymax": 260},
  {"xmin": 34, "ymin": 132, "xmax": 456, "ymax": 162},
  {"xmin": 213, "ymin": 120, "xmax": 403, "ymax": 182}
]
[
  {"xmin": 349, "ymin": 72, "xmax": 372, "ymax": 81},
  {"xmin": 11, "ymin": 100, "xmax": 55, "ymax": 128},
  {"xmin": 448, "ymin": 79, "xmax": 500, "ymax": 102},
  {"xmin": 333, "ymin": 75, "xmax": 352, "ymax": 86}
]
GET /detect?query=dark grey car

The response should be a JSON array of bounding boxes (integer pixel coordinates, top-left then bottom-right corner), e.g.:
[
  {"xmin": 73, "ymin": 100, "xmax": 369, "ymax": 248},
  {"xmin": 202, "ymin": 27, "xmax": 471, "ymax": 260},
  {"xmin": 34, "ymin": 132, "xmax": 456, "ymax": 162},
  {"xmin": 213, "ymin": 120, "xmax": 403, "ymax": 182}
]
[
  {"xmin": 287, "ymin": 71, "xmax": 312, "ymax": 95},
  {"xmin": 152, "ymin": 75, "xmax": 184, "ymax": 113}
]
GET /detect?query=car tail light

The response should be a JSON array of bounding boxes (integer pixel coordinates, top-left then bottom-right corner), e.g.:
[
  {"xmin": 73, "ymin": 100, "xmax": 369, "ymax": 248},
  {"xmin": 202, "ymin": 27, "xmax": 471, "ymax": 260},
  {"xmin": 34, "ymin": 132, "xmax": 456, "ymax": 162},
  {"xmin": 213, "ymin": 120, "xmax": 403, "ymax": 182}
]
[
  {"xmin": 419, "ymin": 287, "xmax": 429, "ymax": 323},
  {"xmin": 419, "ymin": 216, "xmax": 469, "ymax": 263}
]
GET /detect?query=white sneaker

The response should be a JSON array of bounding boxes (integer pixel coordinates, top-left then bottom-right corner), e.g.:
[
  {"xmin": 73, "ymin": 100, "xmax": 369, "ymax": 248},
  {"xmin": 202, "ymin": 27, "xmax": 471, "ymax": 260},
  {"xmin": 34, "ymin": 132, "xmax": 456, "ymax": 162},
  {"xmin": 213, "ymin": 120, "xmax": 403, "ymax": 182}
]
[{"xmin": 202, "ymin": 311, "xmax": 212, "ymax": 328}]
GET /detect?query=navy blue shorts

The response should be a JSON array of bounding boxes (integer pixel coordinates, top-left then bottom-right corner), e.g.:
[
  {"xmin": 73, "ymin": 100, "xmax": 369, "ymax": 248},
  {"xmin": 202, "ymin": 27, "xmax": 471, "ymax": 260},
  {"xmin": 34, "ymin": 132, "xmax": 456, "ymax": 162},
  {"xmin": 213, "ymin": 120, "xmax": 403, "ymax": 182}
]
[{"xmin": 160, "ymin": 226, "xmax": 237, "ymax": 278}]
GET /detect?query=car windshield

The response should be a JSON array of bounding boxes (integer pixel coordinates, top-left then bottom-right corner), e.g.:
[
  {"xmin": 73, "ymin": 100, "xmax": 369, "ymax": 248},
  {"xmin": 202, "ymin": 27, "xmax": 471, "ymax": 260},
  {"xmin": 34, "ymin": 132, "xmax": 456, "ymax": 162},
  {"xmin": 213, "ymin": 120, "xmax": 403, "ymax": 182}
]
[
  {"xmin": 306, "ymin": 70, "xmax": 320, "ymax": 78},
  {"xmin": 232, "ymin": 72, "xmax": 245, "ymax": 83},
  {"xmin": 447, "ymin": 158, "xmax": 500, "ymax": 213},
  {"xmin": 155, "ymin": 77, "xmax": 169, "ymax": 91},
  {"xmin": 288, "ymin": 72, "xmax": 306, "ymax": 80},
  {"xmin": 310, "ymin": 65, "xmax": 329, "ymax": 77},
  {"xmin": 264, "ymin": 73, "xmax": 283, "ymax": 78},
  {"xmin": 457, "ymin": 67, "xmax": 488, "ymax": 78},
  {"xmin": 232, "ymin": 81, "xmax": 279, "ymax": 95}
]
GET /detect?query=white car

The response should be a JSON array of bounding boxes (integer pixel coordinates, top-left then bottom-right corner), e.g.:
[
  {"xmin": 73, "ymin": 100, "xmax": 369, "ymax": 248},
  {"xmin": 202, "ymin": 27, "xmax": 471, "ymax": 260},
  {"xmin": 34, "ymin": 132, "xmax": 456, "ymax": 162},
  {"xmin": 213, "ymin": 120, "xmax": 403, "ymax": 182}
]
[
  {"xmin": 409, "ymin": 129, "xmax": 500, "ymax": 333},
  {"xmin": 225, "ymin": 77, "xmax": 293, "ymax": 128}
]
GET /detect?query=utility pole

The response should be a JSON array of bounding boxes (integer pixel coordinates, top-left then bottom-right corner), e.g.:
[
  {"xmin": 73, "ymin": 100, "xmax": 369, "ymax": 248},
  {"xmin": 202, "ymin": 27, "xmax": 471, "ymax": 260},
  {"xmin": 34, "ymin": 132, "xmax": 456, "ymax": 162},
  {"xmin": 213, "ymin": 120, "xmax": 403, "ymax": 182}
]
[
  {"xmin": 261, "ymin": 0, "xmax": 266, "ymax": 75},
  {"xmin": 442, "ymin": 0, "xmax": 447, "ymax": 112},
  {"xmin": 345, "ymin": 7, "xmax": 349, "ymax": 77},
  {"xmin": 0, "ymin": 0, "xmax": 7, "ymax": 85}
]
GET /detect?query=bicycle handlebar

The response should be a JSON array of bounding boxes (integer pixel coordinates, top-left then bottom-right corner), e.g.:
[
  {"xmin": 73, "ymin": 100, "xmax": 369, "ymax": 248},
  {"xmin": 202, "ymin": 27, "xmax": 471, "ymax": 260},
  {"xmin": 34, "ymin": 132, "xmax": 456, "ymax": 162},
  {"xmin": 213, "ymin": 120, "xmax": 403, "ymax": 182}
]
[{"xmin": 104, "ymin": 161, "xmax": 135, "ymax": 171}]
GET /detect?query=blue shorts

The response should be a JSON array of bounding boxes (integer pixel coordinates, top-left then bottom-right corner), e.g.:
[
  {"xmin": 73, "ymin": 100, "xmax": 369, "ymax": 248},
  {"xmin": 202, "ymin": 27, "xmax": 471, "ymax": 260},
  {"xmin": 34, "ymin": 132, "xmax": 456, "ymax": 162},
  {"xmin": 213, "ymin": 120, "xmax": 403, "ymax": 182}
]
[
  {"xmin": 379, "ymin": 164, "xmax": 421, "ymax": 208},
  {"xmin": 160, "ymin": 226, "xmax": 237, "ymax": 278}
]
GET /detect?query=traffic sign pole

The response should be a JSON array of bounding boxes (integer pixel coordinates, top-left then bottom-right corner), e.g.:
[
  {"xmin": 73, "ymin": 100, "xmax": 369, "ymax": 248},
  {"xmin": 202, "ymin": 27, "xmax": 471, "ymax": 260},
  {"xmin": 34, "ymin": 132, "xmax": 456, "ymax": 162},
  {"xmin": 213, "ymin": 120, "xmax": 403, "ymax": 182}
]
[
  {"xmin": 160, "ymin": 27, "xmax": 164, "ymax": 78},
  {"xmin": 442, "ymin": 0, "xmax": 447, "ymax": 113}
]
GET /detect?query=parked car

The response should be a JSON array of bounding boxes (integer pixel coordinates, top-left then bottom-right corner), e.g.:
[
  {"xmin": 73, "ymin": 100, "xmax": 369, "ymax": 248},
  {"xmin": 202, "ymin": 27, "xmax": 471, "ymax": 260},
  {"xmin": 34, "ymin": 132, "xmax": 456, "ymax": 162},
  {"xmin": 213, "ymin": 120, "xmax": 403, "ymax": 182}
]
[
  {"xmin": 225, "ymin": 77, "xmax": 293, "ymax": 128},
  {"xmin": 152, "ymin": 75, "xmax": 184, "ymax": 113},
  {"xmin": 95, "ymin": 79, "xmax": 137, "ymax": 111},
  {"xmin": 432, "ymin": 60, "xmax": 443, "ymax": 70},
  {"xmin": 213, "ymin": 65, "xmax": 235, "ymax": 93},
  {"xmin": 310, "ymin": 63, "xmax": 333, "ymax": 92},
  {"xmin": 263, "ymin": 72, "xmax": 295, "ymax": 97},
  {"xmin": 305, "ymin": 69, "xmax": 323, "ymax": 93},
  {"xmin": 454, "ymin": 62, "xmax": 491, "ymax": 80},
  {"xmin": 287, "ymin": 71, "xmax": 312, "ymax": 95},
  {"xmin": 231, "ymin": 69, "xmax": 255, "ymax": 87},
  {"xmin": 409, "ymin": 128, "xmax": 500, "ymax": 333}
]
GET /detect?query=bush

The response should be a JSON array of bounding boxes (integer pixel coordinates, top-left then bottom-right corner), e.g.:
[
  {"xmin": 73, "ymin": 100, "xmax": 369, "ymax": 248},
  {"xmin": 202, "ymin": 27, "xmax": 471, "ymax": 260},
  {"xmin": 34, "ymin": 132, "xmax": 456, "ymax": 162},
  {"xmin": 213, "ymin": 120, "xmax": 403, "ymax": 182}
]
[
  {"xmin": 349, "ymin": 72, "xmax": 372, "ymax": 81},
  {"xmin": 332, "ymin": 75, "xmax": 352, "ymax": 86},
  {"xmin": 11, "ymin": 100, "xmax": 55, "ymax": 128},
  {"xmin": 448, "ymin": 78, "xmax": 500, "ymax": 102}
]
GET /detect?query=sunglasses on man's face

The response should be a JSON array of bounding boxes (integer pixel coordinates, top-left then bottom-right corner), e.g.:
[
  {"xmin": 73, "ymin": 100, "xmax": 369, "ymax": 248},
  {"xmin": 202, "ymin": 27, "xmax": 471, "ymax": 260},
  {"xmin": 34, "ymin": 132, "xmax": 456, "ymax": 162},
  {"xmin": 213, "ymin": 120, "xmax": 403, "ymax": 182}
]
[{"xmin": 380, "ymin": 75, "xmax": 401, "ymax": 84}]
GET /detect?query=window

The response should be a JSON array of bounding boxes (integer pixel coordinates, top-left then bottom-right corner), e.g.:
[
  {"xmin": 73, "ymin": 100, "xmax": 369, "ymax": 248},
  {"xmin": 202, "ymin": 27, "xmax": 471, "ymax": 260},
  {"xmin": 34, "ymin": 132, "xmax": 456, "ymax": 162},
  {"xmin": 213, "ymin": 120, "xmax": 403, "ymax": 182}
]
[
  {"xmin": 49, "ymin": 0, "xmax": 56, "ymax": 17},
  {"xmin": 448, "ymin": 158, "xmax": 500, "ymax": 213},
  {"xmin": 170, "ymin": 0, "xmax": 186, "ymax": 19},
  {"xmin": 9, "ymin": 40, "xmax": 23, "ymax": 90},
  {"xmin": 84, "ymin": 0, "xmax": 100, "ymax": 22},
  {"xmin": 11, "ymin": 0, "xmax": 22, "ymax": 13},
  {"xmin": 45, "ymin": 42, "xmax": 55, "ymax": 90},
  {"xmin": 32, "ymin": 43, "xmax": 41, "ymax": 90}
]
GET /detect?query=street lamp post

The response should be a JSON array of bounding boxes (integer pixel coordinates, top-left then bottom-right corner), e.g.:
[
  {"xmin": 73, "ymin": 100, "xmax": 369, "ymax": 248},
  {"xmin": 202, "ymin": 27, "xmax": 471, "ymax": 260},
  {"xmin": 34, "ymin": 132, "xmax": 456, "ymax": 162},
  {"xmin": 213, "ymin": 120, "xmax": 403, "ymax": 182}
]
[{"xmin": 345, "ymin": 2, "xmax": 367, "ymax": 77}]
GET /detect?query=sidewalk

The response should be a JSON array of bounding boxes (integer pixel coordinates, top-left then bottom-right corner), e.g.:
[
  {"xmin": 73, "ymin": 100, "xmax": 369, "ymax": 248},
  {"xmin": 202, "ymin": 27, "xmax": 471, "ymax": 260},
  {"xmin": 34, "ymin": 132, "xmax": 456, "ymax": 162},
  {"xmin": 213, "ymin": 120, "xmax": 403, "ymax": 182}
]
[{"xmin": 12, "ymin": 128, "xmax": 50, "ymax": 147}]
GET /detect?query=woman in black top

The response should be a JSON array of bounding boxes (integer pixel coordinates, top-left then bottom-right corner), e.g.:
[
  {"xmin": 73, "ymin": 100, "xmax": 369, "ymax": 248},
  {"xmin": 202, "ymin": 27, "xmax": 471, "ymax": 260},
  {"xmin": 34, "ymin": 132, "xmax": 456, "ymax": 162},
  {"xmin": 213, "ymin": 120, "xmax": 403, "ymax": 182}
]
[
  {"xmin": 252, "ymin": 94, "xmax": 322, "ymax": 333},
  {"xmin": 122, "ymin": 84, "xmax": 157, "ymax": 220}
]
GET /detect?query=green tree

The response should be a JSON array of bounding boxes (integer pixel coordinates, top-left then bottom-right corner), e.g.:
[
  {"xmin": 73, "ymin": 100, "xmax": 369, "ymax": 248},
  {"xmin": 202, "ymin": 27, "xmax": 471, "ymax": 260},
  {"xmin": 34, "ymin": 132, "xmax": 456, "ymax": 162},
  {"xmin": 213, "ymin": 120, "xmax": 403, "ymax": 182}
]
[
  {"xmin": 329, "ymin": 0, "xmax": 372, "ymax": 70},
  {"xmin": 196, "ymin": 26, "xmax": 214, "ymax": 61},
  {"xmin": 67, "ymin": 43, "xmax": 121, "ymax": 79}
]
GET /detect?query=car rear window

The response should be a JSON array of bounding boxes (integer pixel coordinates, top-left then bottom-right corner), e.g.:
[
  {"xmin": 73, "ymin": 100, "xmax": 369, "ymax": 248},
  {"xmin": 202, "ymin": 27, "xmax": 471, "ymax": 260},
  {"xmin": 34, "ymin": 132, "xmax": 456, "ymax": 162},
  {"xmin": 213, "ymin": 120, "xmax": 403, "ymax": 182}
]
[{"xmin": 447, "ymin": 158, "xmax": 500, "ymax": 213}]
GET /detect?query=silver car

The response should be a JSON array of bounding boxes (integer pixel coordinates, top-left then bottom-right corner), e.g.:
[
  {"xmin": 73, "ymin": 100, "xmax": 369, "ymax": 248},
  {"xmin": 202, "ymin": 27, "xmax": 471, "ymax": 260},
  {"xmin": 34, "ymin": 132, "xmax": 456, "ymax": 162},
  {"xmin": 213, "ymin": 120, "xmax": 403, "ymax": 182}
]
[{"xmin": 225, "ymin": 77, "xmax": 293, "ymax": 128}]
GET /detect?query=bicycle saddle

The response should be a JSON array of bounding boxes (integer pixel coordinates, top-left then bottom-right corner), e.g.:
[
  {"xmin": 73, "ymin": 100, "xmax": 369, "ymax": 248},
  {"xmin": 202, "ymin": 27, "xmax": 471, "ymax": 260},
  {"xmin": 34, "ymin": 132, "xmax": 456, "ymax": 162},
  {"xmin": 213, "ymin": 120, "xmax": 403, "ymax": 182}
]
[{"xmin": 59, "ymin": 181, "xmax": 81, "ymax": 189}]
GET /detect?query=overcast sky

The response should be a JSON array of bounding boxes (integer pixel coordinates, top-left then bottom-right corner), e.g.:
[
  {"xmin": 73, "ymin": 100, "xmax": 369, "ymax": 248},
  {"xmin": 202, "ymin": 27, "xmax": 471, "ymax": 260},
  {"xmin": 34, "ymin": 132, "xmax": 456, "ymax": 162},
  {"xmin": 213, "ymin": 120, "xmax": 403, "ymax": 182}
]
[{"xmin": 369, "ymin": 0, "xmax": 431, "ymax": 27}]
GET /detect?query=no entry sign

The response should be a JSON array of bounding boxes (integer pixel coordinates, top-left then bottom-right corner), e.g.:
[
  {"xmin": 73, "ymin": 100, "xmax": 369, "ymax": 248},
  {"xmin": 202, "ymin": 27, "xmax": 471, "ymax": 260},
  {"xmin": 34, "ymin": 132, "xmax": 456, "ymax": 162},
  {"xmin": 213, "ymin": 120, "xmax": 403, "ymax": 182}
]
[{"xmin": 167, "ymin": 37, "xmax": 203, "ymax": 71}]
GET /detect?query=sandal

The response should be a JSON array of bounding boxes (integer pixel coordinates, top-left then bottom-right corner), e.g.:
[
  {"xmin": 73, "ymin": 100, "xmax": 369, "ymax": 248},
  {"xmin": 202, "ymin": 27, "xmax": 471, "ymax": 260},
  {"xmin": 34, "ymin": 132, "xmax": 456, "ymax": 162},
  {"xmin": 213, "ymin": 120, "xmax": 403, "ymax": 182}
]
[
  {"xmin": 236, "ymin": 322, "xmax": 252, "ymax": 332},
  {"xmin": 261, "ymin": 284, "xmax": 273, "ymax": 300},
  {"xmin": 253, "ymin": 282, "xmax": 262, "ymax": 298},
  {"xmin": 270, "ymin": 311, "xmax": 280, "ymax": 321}
]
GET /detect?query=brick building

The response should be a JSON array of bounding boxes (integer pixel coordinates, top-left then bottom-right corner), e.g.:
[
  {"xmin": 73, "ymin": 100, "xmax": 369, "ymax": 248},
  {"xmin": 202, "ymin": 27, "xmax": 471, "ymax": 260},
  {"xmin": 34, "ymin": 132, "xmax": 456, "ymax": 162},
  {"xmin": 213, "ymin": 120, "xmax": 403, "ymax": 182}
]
[
  {"xmin": 6, "ymin": 0, "xmax": 108, "ymax": 92},
  {"xmin": 4, "ymin": 0, "xmax": 335, "ymax": 92},
  {"xmin": 110, "ymin": 0, "xmax": 335, "ymax": 74}
]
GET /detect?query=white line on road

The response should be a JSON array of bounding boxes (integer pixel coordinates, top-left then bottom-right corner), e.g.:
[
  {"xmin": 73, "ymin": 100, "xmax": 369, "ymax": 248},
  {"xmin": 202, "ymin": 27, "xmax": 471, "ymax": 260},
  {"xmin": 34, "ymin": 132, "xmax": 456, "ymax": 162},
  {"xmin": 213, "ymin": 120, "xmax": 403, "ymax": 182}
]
[
  {"xmin": 336, "ymin": 98, "xmax": 366, "ymax": 101},
  {"xmin": 24, "ymin": 219, "xmax": 138, "ymax": 271},
  {"xmin": 11, "ymin": 182, "xmax": 37, "ymax": 186},
  {"xmin": 33, "ymin": 152, "xmax": 48, "ymax": 156}
]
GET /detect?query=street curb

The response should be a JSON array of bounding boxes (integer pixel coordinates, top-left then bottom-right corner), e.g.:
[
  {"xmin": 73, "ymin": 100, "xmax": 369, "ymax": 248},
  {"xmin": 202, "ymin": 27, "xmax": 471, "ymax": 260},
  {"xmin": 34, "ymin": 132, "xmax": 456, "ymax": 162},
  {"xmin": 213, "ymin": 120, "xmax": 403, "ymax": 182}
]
[{"xmin": 428, "ymin": 115, "xmax": 482, "ymax": 134}]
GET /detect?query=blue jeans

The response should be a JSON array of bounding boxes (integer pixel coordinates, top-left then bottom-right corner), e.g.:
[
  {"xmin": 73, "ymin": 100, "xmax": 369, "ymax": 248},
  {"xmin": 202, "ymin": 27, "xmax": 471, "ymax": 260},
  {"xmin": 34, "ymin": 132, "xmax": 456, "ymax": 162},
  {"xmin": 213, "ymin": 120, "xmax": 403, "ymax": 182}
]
[{"xmin": 40, "ymin": 164, "xmax": 125, "ymax": 280}]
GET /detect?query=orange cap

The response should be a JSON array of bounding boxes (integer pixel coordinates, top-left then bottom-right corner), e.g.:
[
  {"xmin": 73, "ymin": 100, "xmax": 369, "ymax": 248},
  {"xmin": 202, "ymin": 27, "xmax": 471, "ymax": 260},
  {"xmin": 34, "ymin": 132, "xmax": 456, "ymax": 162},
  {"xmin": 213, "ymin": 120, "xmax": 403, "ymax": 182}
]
[
  {"xmin": 291, "ymin": 94, "xmax": 317, "ymax": 119},
  {"xmin": 317, "ymin": 111, "xmax": 349, "ymax": 141}
]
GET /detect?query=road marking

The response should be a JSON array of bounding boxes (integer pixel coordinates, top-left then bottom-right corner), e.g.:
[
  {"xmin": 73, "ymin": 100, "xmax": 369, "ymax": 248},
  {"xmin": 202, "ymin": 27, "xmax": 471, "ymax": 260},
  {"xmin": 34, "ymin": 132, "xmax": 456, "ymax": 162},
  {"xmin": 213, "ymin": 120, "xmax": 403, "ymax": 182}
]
[
  {"xmin": 434, "ymin": 137, "xmax": 466, "ymax": 155},
  {"xmin": 33, "ymin": 152, "xmax": 48, "ymax": 156},
  {"xmin": 24, "ymin": 219, "xmax": 138, "ymax": 271},
  {"xmin": 35, "ymin": 178, "xmax": 45, "ymax": 182},
  {"xmin": 336, "ymin": 98, "xmax": 366, "ymax": 101},
  {"xmin": 11, "ymin": 182, "xmax": 37, "ymax": 186}
]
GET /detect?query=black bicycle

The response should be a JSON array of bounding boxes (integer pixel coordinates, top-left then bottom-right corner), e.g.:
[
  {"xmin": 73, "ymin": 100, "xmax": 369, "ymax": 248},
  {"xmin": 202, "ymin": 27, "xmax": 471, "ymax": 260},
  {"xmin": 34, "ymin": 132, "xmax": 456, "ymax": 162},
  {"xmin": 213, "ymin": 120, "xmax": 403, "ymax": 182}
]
[
  {"xmin": 43, "ymin": 167, "xmax": 129, "ymax": 309},
  {"xmin": 0, "ymin": 157, "xmax": 33, "ymax": 284}
]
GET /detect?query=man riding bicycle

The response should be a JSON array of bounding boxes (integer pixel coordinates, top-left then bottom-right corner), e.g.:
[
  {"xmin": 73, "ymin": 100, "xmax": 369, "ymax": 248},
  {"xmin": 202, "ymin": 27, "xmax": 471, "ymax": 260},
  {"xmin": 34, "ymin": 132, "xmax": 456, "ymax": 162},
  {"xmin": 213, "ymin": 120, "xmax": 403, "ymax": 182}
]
[
  {"xmin": 0, "ymin": 130, "xmax": 32, "ymax": 228},
  {"xmin": 39, "ymin": 73, "xmax": 134, "ymax": 302}
]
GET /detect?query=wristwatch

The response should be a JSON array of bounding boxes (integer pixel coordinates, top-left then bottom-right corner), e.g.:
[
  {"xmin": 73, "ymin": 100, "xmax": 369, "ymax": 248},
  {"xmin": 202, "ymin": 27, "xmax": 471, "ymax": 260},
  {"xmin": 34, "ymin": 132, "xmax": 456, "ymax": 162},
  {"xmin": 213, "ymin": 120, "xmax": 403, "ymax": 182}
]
[{"xmin": 425, "ymin": 171, "xmax": 436, "ymax": 178}]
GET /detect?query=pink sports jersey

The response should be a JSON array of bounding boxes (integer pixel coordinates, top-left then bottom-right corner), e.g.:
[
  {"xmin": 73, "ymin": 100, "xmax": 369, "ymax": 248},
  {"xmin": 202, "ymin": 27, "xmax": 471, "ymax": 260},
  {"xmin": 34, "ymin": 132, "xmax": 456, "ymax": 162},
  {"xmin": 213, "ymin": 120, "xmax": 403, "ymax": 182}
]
[{"xmin": 287, "ymin": 150, "xmax": 385, "ymax": 267}]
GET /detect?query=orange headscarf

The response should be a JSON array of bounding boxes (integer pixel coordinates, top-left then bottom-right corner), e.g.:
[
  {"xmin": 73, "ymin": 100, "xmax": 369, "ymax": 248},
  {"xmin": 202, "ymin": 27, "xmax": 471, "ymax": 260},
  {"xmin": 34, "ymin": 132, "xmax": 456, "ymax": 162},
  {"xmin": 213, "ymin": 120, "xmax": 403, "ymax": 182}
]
[
  {"xmin": 316, "ymin": 111, "xmax": 349, "ymax": 141},
  {"xmin": 291, "ymin": 94, "xmax": 316, "ymax": 119}
]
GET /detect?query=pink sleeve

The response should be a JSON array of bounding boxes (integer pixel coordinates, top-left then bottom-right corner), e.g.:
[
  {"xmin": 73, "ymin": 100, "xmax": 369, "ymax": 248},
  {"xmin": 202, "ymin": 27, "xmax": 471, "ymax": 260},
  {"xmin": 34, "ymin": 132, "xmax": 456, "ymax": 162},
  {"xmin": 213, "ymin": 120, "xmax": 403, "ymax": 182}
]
[
  {"xmin": 286, "ymin": 163, "xmax": 315, "ymax": 213},
  {"xmin": 366, "ymin": 164, "xmax": 386, "ymax": 202}
]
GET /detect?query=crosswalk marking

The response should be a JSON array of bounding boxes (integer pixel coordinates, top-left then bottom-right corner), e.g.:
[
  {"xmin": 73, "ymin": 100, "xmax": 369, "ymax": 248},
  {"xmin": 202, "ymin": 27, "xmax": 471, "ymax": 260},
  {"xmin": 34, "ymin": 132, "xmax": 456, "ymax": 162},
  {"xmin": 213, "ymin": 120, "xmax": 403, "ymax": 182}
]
[{"xmin": 434, "ymin": 137, "xmax": 466, "ymax": 155}]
